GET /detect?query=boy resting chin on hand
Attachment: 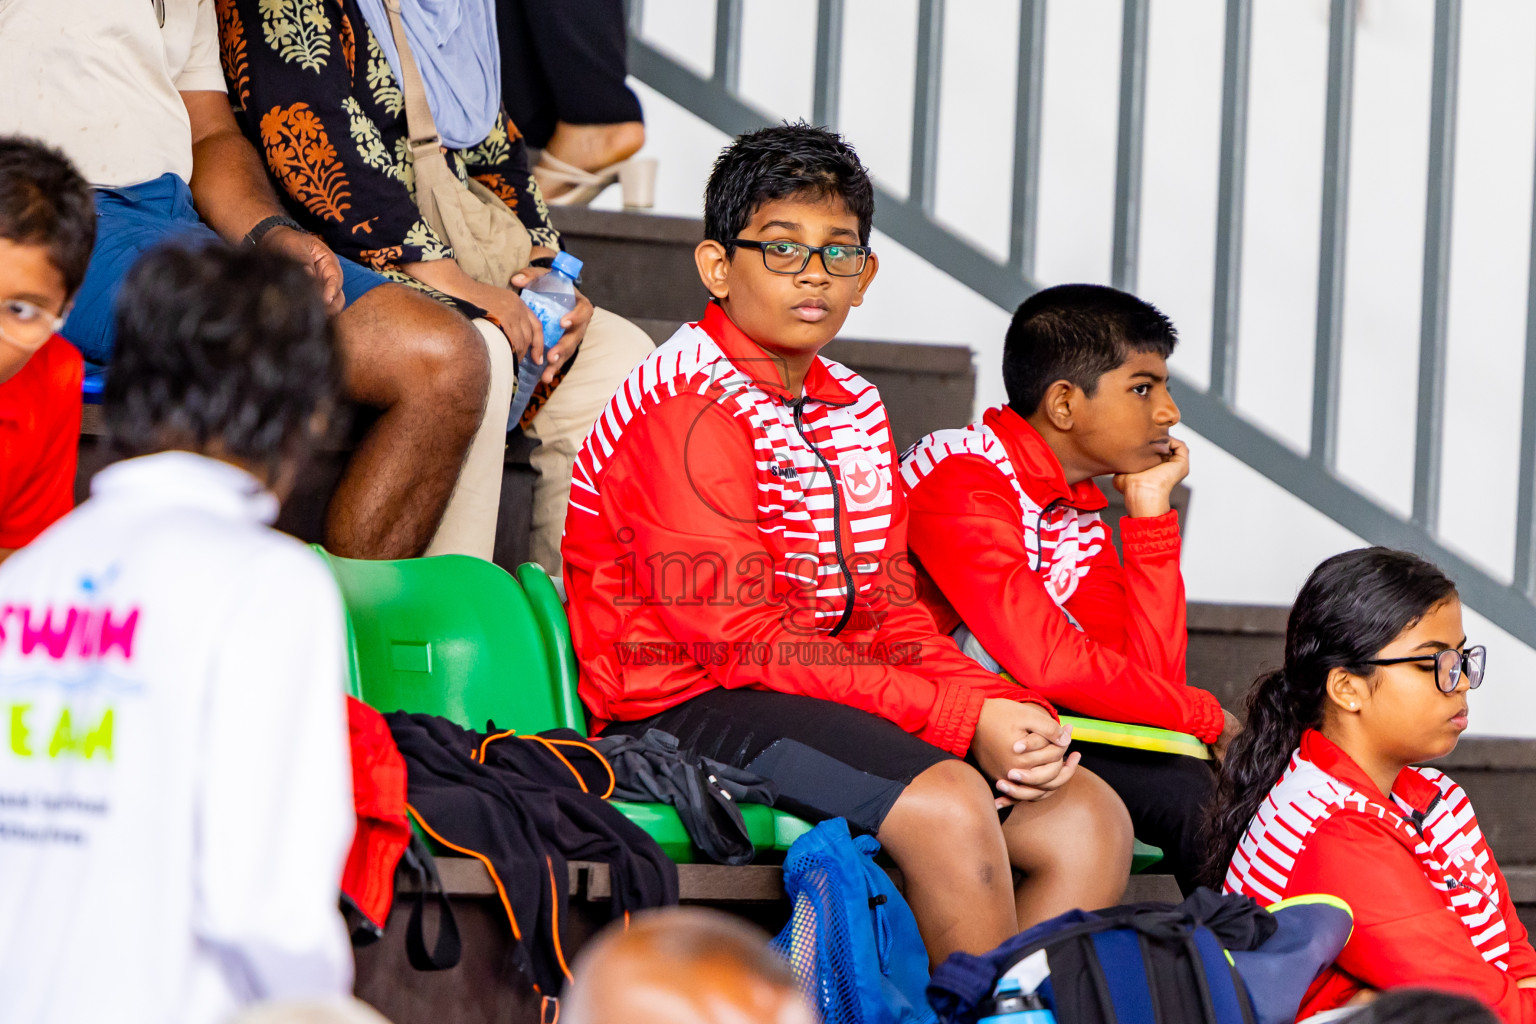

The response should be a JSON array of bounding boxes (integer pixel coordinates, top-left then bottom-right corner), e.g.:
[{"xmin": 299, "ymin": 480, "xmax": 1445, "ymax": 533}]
[{"xmin": 901, "ymin": 283, "xmax": 1242, "ymax": 896}]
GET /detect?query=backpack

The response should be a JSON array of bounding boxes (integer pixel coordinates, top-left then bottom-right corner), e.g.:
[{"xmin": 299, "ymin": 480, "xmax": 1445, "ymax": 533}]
[
  {"xmin": 926, "ymin": 890, "xmax": 1354, "ymax": 1024},
  {"xmin": 772, "ymin": 818, "xmax": 937, "ymax": 1024}
]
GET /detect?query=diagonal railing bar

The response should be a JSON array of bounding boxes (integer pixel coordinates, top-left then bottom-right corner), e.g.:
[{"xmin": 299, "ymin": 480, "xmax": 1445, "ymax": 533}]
[
  {"xmin": 1210, "ymin": 0, "xmax": 1252, "ymax": 403},
  {"xmin": 1412, "ymin": 0, "xmax": 1461, "ymax": 532},
  {"xmin": 1009, "ymin": 0, "xmax": 1047, "ymax": 277},
  {"xmin": 1516, "ymin": 71, "xmax": 1536, "ymax": 597},
  {"xmin": 909, "ymin": 0, "xmax": 945, "ymax": 215},
  {"xmin": 1311, "ymin": 0, "xmax": 1358, "ymax": 470},
  {"xmin": 1172, "ymin": 381, "xmax": 1536, "ymax": 641},
  {"xmin": 627, "ymin": 8, "xmax": 1536, "ymax": 648},
  {"xmin": 713, "ymin": 0, "xmax": 743, "ymax": 92},
  {"xmin": 1112, "ymin": 0, "xmax": 1150, "ymax": 293},
  {"xmin": 813, "ymin": 0, "xmax": 844, "ymax": 129},
  {"xmin": 628, "ymin": 37, "xmax": 1038, "ymax": 312}
]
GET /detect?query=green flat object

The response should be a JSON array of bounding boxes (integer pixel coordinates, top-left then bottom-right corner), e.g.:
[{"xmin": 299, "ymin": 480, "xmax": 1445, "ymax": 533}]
[
  {"xmin": 1061, "ymin": 715, "xmax": 1210, "ymax": 760},
  {"xmin": 996, "ymin": 673, "xmax": 1210, "ymax": 760},
  {"xmin": 1131, "ymin": 839, "xmax": 1163, "ymax": 874}
]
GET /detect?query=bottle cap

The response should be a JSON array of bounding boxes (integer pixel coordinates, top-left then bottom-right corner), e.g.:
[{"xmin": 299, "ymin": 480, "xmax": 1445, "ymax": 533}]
[{"xmin": 551, "ymin": 251, "xmax": 584, "ymax": 279}]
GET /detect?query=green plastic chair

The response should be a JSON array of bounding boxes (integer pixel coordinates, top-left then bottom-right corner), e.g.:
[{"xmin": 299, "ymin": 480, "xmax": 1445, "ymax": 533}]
[
  {"xmin": 315, "ymin": 548, "xmax": 809, "ymax": 863},
  {"xmin": 316, "ymin": 548, "xmax": 562, "ymax": 731},
  {"xmin": 512, "ymin": 562, "xmax": 812, "ymax": 862}
]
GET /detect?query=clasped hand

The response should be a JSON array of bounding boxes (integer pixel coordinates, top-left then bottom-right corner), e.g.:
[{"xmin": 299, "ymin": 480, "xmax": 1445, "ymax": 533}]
[{"xmin": 972, "ymin": 698, "xmax": 1080, "ymax": 808}]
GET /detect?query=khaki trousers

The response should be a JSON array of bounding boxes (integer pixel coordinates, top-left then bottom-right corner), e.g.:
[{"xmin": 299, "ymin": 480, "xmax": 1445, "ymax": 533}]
[
  {"xmin": 525, "ymin": 306, "xmax": 654, "ymax": 573},
  {"xmin": 423, "ymin": 318, "xmax": 515, "ymax": 560},
  {"xmin": 423, "ymin": 309, "xmax": 653, "ymax": 568}
]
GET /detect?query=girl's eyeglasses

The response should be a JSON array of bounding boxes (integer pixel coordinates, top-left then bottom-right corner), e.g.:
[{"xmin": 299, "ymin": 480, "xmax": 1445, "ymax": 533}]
[{"xmin": 1364, "ymin": 645, "xmax": 1486, "ymax": 693}]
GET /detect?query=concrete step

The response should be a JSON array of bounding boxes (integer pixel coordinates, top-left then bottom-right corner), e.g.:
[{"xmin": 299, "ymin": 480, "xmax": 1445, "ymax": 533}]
[{"xmin": 1185, "ymin": 601, "xmax": 1286, "ymax": 713}]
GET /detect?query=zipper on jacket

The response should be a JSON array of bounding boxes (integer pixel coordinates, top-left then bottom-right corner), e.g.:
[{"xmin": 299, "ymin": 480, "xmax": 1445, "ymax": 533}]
[
  {"xmin": 790, "ymin": 397, "xmax": 857, "ymax": 636},
  {"xmin": 1031, "ymin": 497, "xmax": 1064, "ymax": 571}
]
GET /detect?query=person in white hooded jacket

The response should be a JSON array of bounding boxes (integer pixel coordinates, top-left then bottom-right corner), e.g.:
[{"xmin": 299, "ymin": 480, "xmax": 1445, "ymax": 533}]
[{"xmin": 0, "ymin": 240, "xmax": 356, "ymax": 1023}]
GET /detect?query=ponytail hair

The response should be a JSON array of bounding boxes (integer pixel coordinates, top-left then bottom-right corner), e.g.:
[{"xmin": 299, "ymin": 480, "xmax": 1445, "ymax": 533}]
[{"xmin": 1200, "ymin": 547, "xmax": 1457, "ymax": 888}]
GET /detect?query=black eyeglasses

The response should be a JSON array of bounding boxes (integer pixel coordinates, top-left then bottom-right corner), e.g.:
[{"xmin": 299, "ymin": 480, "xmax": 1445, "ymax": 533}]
[
  {"xmin": 1363, "ymin": 646, "xmax": 1486, "ymax": 693},
  {"xmin": 730, "ymin": 238, "xmax": 872, "ymax": 277}
]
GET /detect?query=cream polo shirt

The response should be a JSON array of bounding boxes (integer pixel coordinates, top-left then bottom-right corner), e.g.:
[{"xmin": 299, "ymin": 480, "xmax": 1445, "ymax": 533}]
[{"xmin": 0, "ymin": 0, "xmax": 226, "ymax": 188}]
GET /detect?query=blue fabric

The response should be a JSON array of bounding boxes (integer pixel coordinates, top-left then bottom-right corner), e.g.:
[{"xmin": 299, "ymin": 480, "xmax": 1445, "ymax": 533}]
[
  {"xmin": 928, "ymin": 909, "xmax": 1098, "ymax": 1022},
  {"xmin": 64, "ymin": 174, "xmax": 388, "ymax": 387},
  {"xmin": 928, "ymin": 890, "xmax": 1349, "ymax": 1024},
  {"xmin": 1229, "ymin": 901, "xmax": 1353, "ymax": 1024},
  {"xmin": 772, "ymin": 819, "xmax": 937, "ymax": 1024},
  {"xmin": 1090, "ymin": 930, "xmax": 1156, "ymax": 1022},
  {"xmin": 355, "ymin": 0, "xmax": 502, "ymax": 150},
  {"xmin": 1192, "ymin": 927, "xmax": 1252, "ymax": 1024}
]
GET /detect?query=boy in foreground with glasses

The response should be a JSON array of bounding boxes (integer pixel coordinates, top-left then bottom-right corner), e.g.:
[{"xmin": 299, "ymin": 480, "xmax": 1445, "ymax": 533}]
[
  {"xmin": 0, "ymin": 137, "xmax": 95, "ymax": 564},
  {"xmin": 900, "ymin": 283, "xmax": 1239, "ymax": 895},
  {"xmin": 563, "ymin": 123, "xmax": 1133, "ymax": 965}
]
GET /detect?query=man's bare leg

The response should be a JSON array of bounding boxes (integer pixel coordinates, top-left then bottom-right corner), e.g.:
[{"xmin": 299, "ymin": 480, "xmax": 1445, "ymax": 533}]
[{"xmin": 326, "ymin": 284, "xmax": 489, "ymax": 559}]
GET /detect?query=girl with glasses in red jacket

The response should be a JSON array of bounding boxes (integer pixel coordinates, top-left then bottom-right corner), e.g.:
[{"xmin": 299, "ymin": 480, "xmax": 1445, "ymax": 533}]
[{"xmin": 1207, "ymin": 547, "xmax": 1531, "ymax": 1023}]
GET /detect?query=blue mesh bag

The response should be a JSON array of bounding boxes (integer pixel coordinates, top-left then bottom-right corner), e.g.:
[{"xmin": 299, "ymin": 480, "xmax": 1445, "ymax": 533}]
[{"xmin": 772, "ymin": 818, "xmax": 938, "ymax": 1024}]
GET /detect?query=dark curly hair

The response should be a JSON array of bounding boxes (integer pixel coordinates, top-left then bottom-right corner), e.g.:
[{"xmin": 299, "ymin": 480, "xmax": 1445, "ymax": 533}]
[
  {"xmin": 103, "ymin": 239, "xmax": 339, "ymax": 476},
  {"xmin": 0, "ymin": 136, "xmax": 96, "ymax": 297},
  {"xmin": 1003, "ymin": 283, "xmax": 1178, "ymax": 417},
  {"xmin": 703, "ymin": 122, "xmax": 874, "ymax": 255},
  {"xmin": 1200, "ymin": 547, "xmax": 1457, "ymax": 888}
]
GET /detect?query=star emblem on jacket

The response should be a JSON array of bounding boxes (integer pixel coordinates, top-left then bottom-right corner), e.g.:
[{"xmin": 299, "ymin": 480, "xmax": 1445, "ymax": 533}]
[{"xmin": 838, "ymin": 452, "xmax": 887, "ymax": 510}]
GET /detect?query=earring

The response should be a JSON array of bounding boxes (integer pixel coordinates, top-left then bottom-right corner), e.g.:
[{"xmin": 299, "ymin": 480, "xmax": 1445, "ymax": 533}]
[{"xmin": 1349, "ymin": 702, "xmax": 1358, "ymax": 710}]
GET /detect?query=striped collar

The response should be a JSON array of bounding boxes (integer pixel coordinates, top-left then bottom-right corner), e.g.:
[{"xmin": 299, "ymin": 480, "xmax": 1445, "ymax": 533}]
[
  {"xmin": 984, "ymin": 405, "xmax": 1109, "ymax": 513},
  {"xmin": 696, "ymin": 301, "xmax": 857, "ymax": 407},
  {"xmin": 1300, "ymin": 728, "xmax": 1444, "ymax": 819}
]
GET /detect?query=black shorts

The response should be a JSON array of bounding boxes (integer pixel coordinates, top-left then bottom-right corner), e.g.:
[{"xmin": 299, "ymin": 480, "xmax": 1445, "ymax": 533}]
[{"xmin": 599, "ymin": 689, "xmax": 956, "ymax": 834}]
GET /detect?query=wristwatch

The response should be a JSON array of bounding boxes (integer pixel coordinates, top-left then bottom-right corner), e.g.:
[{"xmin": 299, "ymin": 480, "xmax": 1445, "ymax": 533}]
[{"xmin": 244, "ymin": 215, "xmax": 307, "ymax": 248}]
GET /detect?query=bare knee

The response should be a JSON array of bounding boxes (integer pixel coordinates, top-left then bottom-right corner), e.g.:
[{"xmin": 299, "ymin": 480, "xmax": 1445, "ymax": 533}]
[
  {"xmin": 335, "ymin": 285, "xmax": 489, "ymax": 414},
  {"xmin": 1009, "ymin": 768, "xmax": 1133, "ymax": 874},
  {"xmin": 406, "ymin": 313, "xmax": 490, "ymax": 411},
  {"xmin": 879, "ymin": 760, "xmax": 1003, "ymax": 857}
]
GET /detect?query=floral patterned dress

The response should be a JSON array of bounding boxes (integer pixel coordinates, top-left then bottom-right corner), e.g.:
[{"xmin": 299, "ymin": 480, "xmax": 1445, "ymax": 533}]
[{"xmin": 215, "ymin": 0, "xmax": 559, "ymax": 295}]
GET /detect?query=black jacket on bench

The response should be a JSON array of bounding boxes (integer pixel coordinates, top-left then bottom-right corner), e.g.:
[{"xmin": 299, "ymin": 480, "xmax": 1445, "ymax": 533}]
[{"xmin": 385, "ymin": 713, "xmax": 679, "ymax": 995}]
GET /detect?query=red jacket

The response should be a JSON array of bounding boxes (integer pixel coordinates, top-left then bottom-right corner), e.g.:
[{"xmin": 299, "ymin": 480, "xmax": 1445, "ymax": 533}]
[
  {"xmin": 899, "ymin": 406, "xmax": 1224, "ymax": 742},
  {"xmin": 562, "ymin": 303, "xmax": 1049, "ymax": 756},
  {"xmin": 1226, "ymin": 729, "xmax": 1536, "ymax": 1022},
  {"xmin": 0, "ymin": 335, "xmax": 81, "ymax": 549}
]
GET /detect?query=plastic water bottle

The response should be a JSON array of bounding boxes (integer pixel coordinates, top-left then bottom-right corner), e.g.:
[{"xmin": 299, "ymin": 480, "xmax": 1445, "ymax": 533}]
[
  {"xmin": 976, "ymin": 978, "xmax": 1057, "ymax": 1024},
  {"xmin": 507, "ymin": 251, "xmax": 583, "ymax": 429}
]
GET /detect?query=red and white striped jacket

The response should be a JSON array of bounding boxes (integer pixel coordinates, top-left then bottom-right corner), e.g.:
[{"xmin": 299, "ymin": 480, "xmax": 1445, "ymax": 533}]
[
  {"xmin": 561, "ymin": 303, "xmax": 1046, "ymax": 755},
  {"xmin": 1225, "ymin": 729, "xmax": 1536, "ymax": 1022},
  {"xmin": 899, "ymin": 405, "xmax": 1224, "ymax": 741}
]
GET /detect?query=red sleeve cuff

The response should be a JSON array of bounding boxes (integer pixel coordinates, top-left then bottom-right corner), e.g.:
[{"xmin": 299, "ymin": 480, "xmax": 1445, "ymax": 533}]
[
  {"xmin": 1187, "ymin": 687, "xmax": 1226, "ymax": 744},
  {"xmin": 1119, "ymin": 509, "xmax": 1180, "ymax": 558},
  {"xmin": 922, "ymin": 682, "xmax": 988, "ymax": 757}
]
